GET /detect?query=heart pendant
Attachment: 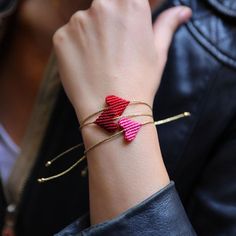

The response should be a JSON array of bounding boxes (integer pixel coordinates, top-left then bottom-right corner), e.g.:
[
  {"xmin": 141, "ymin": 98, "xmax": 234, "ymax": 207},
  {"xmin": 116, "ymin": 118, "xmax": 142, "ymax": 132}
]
[
  {"xmin": 95, "ymin": 95, "xmax": 130, "ymax": 132},
  {"xmin": 118, "ymin": 117, "xmax": 142, "ymax": 142}
]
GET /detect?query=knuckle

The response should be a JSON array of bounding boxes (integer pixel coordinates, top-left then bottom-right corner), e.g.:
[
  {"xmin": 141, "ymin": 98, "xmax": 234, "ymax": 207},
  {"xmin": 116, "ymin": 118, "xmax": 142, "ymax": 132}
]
[
  {"xmin": 91, "ymin": 0, "xmax": 111, "ymax": 14},
  {"xmin": 69, "ymin": 11, "xmax": 89, "ymax": 33},
  {"xmin": 157, "ymin": 13, "xmax": 168, "ymax": 28},
  {"xmin": 129, "ymin": 0, "xmax": 149, "ymax": 12},
  {"xmin": 70, "ymin": 11, "xmax": 86, "ymax": 25},
  {"xmin": 53, "ymin": 27, "xmax": 67, "ymax": 46},
  {"xmin": 158, "ymin": 10, "xmax": 180, "ymax": 31}
]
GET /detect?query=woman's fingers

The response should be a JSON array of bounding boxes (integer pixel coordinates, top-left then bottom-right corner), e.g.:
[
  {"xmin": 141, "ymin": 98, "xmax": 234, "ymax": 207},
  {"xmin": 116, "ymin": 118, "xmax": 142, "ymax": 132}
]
[
  {"xmin": 53, "ymin": 1, "xmax": 192, "ymax": 120},
  {"xmin": 153, "ymin": 6, "xmax": 192, "ymax": 66}
]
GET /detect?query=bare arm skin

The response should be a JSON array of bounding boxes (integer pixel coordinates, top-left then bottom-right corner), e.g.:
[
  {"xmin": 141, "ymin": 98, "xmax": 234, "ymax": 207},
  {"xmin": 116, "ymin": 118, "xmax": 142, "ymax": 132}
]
[{"xmin": 53, "ymin": 0, "xmax": 192, "ymax": 225}]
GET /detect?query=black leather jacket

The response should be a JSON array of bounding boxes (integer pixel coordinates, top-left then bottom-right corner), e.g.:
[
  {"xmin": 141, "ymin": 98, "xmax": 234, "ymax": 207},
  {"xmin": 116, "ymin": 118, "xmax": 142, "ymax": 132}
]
[
  {"xmin": 0, "ymin": 0, "xmax": 236, "ymax": 235},
  {"xmin": 56, "ymin": 0, "xmax": 236, "ymax": 235}
]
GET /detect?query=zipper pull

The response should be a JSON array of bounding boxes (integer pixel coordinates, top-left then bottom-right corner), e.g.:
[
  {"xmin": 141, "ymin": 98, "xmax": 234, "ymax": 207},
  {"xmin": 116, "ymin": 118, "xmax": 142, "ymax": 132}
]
[{"xmin": 2, "ymin": 204, "xmax": 16, "ymax": 236}]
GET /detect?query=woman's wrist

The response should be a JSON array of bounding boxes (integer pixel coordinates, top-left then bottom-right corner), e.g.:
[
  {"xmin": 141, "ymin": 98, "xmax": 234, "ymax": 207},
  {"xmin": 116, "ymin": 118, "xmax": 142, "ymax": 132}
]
[
  {"xmin": 74, "ymin": 93, "xmax": 154, "ymax": 125},
  {"xmin": 77, "ymin": 93, "xmax": 152, "ymax": 123},
  {"xmin": 86, "ymin": 121, "xmax": 170, "ymax": 225}
]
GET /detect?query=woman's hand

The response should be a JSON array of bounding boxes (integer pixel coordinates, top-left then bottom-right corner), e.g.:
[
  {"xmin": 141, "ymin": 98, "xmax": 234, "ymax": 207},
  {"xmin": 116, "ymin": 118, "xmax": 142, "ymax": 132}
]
[
  {"xmin": 53, "ymin": 0, "xmax": 192, "ymax": 224},
  {"xmin": 53, "ymin": 0, "xmax": 191, "ymax": 122}
]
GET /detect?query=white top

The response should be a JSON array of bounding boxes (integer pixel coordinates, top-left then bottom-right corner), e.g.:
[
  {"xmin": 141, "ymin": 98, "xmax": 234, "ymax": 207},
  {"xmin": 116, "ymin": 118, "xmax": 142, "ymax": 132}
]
[{"xmin": 0, "ymin": 124, "xmax": 20, "ymax": 186}]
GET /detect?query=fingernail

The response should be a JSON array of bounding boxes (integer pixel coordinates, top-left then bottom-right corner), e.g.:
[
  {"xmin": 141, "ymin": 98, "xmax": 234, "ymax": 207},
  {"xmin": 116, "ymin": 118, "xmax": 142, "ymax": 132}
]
[{"xmin": 178, "ymin": 7, "xmax": 192, "ymax": 22}]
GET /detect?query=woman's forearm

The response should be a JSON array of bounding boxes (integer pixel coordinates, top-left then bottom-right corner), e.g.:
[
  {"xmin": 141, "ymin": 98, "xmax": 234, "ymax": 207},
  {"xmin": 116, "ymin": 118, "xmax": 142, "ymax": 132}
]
[
  {"xmin": 53, "ymin": 0, "xmax": 192, "ymax": 227},
  {"xmin": 83, "ymin": 116, "xmax": 169, "ymax": 225}
]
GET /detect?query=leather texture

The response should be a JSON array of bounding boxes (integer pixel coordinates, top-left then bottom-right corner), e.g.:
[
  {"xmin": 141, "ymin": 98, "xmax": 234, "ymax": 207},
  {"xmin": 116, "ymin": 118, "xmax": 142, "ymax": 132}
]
[
  {"xmin": 207, "ymin": 0, "xmax": 236, "ymax": 17},
  {"xmin": 179, "ymin": 0, "xmax": 236, "ymax": 68},
  {"xmin": 57, "ymin": 0, "xmax": 236, "ymax": 234},
  {"xmin": 55, "ymin": 182, "xmax": 196, "ymax": 236},
  {"xmin": 0, "ymin": 0, "xmax": 17, "ymax": 17},
  {"xmin": 154, "ymin": 0, "xmax": 236, "ymax": 234},
  {"xmin": 0, "ymin": 0, "xmax": 236, "ymax": 235}
]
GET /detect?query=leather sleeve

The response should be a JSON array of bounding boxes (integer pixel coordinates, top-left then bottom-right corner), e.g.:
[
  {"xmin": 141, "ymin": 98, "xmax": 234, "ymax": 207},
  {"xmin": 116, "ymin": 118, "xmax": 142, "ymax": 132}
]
[
  {"xmin": 55, "ymin": 129, "xmax": 236, "ymax": 236},
  {"xmin": 187, "ymin": 122, "xmax": 236, "ymax": 235},
  {"xmin": 55, "ymin": 181, "xmax": 196, "ymax": 236}
]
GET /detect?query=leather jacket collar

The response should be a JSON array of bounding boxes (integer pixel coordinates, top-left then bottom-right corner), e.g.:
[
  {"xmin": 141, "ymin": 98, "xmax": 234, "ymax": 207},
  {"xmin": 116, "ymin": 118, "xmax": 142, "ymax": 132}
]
[
  {"xmin": 179, "ymin": 0, "xmax": 236, "ymax": 69},
  {"xmin": 208, "ymin": 0, "xmax": 236, "ymax": 17}
]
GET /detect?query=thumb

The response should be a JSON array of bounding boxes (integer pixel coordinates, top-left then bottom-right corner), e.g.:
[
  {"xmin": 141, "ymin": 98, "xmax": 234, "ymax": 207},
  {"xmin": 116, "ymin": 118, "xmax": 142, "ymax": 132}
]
[{"xmin": 153, "ymin": 6, "xmax": 192, "ymax": 66}]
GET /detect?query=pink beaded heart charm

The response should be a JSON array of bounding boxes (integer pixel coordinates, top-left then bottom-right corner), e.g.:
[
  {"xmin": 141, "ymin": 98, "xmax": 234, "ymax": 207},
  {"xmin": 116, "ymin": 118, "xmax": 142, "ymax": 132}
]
[{"xmin": 118, "ymin": 117, "xmax": 142, "ymax": 142}]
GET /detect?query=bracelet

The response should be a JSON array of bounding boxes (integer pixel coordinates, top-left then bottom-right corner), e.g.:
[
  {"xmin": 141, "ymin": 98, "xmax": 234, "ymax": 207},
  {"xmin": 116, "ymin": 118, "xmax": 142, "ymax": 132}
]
[
  {"xmin": 38, "ymin": 119, "xmax": 153, "ymax": 183},
  {"xmin": 80, "ymin": 95, "xmax": 153, "ymax": 132},
  {"xmin": 80, "ymin": 113, "xmax": 153, "ymax": 129},
  {"xmin": 38, "ymin": 112, "xmax": 190, "ymax": 183}
]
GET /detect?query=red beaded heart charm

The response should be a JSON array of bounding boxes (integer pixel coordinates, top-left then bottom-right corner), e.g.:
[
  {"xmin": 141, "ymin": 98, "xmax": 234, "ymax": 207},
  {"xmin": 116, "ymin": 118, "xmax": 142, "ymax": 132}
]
[
  {"xmin": 94, "ymin": 108, "xmax": 119, "ymax": 132},
  {"xmin": 94, "ymin": 95, "xmax": 130, "ymax": 132},
  {"xmin": 118, "ymin": 117, "xmax": 142, "ymax": 142},
  {"xmin": 105, "ymin": 95, "xmax": 130, "ymax": 116}
]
